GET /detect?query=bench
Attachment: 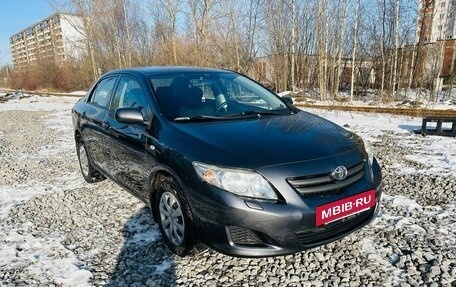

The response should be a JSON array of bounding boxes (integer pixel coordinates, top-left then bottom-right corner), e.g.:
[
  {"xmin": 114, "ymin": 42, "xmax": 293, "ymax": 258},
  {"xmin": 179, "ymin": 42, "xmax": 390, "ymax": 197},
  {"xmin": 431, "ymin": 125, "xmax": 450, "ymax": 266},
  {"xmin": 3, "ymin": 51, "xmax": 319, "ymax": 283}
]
[{"xmin": 419, "ymin": 117, "xmax": 456, "ymax": 137}]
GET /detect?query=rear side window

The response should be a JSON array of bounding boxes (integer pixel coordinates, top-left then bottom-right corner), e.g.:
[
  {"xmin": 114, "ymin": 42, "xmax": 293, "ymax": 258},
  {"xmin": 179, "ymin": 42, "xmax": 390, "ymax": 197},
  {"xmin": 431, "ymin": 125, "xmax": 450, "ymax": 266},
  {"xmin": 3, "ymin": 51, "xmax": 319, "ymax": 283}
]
[{"xmin": 90, "ymin": 77, "xmax": 117, "ymax": 107}]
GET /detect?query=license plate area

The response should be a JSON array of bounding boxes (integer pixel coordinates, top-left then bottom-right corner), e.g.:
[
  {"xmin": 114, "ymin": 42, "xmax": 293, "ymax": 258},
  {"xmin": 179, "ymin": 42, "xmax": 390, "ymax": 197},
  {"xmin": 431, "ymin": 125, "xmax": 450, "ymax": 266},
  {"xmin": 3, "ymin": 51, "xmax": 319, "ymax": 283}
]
[{"xmin": 315, "ymin": 189, "xmax": 376, "ymax": 226}]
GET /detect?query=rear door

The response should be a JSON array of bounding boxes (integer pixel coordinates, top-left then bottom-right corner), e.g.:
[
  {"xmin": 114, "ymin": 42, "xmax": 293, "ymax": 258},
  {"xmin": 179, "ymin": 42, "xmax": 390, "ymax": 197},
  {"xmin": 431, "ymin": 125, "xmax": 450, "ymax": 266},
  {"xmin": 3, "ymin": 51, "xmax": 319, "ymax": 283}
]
[
  {"xmin": 81, "ymin": 76, "xmax": 117, "ymax": 170},
  {"xmin": 103, "ymin": 75, "xmax": 152, "ymax": 196}
]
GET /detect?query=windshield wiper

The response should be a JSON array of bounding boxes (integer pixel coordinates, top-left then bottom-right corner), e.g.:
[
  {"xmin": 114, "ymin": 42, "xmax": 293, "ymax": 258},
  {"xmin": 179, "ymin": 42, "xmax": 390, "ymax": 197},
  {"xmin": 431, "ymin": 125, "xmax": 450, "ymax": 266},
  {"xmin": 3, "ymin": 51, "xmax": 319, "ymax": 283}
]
[
  {"xmin": 174, "ymin": 110, "xmax": 291, "ymax": 122},
  {"xmin": 238, "ymin": 110, "xmax": 291, "ymax": 117},
  {"xmin": 244, "ymin": 110, "xmax": 283, "ymax": 115},
  {"xmin": 174, "ymin": 115, "xmax": 227, "ymax": 122}
]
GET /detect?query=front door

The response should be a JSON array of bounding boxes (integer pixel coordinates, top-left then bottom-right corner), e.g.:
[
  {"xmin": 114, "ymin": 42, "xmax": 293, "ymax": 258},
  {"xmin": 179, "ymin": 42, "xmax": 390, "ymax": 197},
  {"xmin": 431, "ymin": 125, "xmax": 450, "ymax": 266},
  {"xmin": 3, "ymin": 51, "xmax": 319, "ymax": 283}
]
[
  {"xmin": 82, "ymin": 76, "xmax": 117, "ymax": 171},
  {"xmin": 103, "ymin": 76, "xmax": 151, "ymax": 196}
]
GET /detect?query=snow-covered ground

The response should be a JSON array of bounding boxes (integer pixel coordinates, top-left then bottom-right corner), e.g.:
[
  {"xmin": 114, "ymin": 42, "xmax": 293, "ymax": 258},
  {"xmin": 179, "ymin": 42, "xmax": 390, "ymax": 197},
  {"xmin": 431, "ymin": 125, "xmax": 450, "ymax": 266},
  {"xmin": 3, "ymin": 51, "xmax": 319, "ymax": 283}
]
[
  {"xmin": 307, "ymin": 108, "xmax": 455, "ymax": 286},
  {"xmin": 0, "ymin": 94, "xmax": 79, "ymax": 112},
  {"xmin": 288, "ymin": 88, "xmax": 456, "ymax": 110},
  {"xmin": 309, "ymin": 108, "xmax": 456, "ymax": 176},
  {"xmin": 0, "ymin": 94, "xmax": 454, "ymax": 286}
]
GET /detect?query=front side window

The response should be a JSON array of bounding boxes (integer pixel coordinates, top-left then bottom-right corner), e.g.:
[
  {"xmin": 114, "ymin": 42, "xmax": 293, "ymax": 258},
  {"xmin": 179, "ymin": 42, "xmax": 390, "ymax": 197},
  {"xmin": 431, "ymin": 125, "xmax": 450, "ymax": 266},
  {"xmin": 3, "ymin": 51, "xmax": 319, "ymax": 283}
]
[
  {"xmin": 90, "ymin": 77, "xmax": 117, "ymax": 108},
  {"xmin": 111, "ymin": 77, "xmax": 148, "ymax": 116}
]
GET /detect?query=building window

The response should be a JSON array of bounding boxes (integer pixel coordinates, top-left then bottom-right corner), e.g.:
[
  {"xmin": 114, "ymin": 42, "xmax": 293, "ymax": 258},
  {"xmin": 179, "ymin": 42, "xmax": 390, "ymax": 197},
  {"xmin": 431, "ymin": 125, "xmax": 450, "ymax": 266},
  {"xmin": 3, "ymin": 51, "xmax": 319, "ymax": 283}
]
[
  {"xmin": 39, "ymin": 20, "xmax": 49, "ymax": 31},
  {"xmin": 440, "ymin": 13, "xmax": 445, "ymax": 19},
  {"xmin": 447, "ymin": 35, "xmax": 453, "ymax": 39},
  {"xmin": 441, "ymin": 2, "xmax": 446, "ymax": 7},
  {"xmin": 438, "ymin": 25, "xmax": 443, "ymax": 30}
]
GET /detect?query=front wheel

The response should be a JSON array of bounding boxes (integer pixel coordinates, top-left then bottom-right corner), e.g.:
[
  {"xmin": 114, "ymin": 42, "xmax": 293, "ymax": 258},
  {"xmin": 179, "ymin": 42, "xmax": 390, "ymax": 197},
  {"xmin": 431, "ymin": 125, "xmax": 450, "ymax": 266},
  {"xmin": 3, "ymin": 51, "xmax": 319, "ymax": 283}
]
[
  {"xmin": 156, "ymin": 178, "xmax": 193, "ymax": 256},
  {"xmin": 76, "ymin": 139, "xmax": 105, "ymax": 183}
]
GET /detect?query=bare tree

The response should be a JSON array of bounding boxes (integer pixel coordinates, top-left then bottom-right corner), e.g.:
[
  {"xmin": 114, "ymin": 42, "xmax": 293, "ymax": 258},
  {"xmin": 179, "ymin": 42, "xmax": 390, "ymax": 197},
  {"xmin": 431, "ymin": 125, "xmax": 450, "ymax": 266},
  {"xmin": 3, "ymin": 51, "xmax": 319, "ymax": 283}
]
[
  {"xmin": 350, "ymin": 0, "xmax": 359, "ymax": 101},
  {"xmin": 150, "ymin": 0, "xmax": 183, "ymax": 64},
  {"xmin": 317, "ymin": 0, "xmax": 328, "ymax": 100},
  {"xmin": 187, "ymin": 0, "xmax": 223, "ymax": 65},
  {"xmin": 244, "ymin": 0, "xmax": 262, "ymax": 73},
  {"xmin": 334, "ymin": 0, "xmax": 350, "ymax": 97},
  {"xmin": 290, "ymin": 0, "xmax": 296, "ymax": 91},
  {"xmin": 26, "ymin": 0, "xmax": 423, "ymax": 95}
]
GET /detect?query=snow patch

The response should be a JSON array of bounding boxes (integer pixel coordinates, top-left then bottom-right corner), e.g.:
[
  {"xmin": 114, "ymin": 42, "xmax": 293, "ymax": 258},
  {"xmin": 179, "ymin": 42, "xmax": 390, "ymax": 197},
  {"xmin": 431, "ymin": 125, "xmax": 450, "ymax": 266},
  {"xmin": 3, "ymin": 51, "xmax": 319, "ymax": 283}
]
[
  {"xmin": 278, "ymin": 91, "xmax": 292, "ymax": 97},
  {"xmin": 0, "ymin": 230, "xmax": 92, "ymax": 287},
  {"xmin": 154, "ymin": 259, "xmax": 173, "ymax": 275},
  {"xmin": 0, "ymin": 109, "xmax": 84, "ymax": 219},
  {"xmin": 124, "ymin": 211, "xmax": 160, "ymax": 248},
  {"xmin": 69, "ymin": 91, "xmax": 87, "ymax": 96},
  {"xmin": 0, "ymin": 95, "xmax": 79, "ymax": 112},
  {"xmin": 361, "ymin": 237, "xmax": 404, "ymax": 285},
  {"xmin": 383, "ymin": 194, "xmax": 422, "ymax": 212}
]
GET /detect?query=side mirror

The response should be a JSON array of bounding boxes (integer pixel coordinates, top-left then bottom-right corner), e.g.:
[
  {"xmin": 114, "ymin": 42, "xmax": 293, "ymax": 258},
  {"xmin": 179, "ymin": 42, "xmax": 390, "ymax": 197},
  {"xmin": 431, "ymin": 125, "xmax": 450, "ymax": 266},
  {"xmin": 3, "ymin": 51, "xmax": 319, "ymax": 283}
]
[
  {"xmin": 115, "ymin": 108, "xmax": 144, "ymax": 124},
  {"xmin": 282, "ymin": 96, "xmax": 293, "ymax": 106}
]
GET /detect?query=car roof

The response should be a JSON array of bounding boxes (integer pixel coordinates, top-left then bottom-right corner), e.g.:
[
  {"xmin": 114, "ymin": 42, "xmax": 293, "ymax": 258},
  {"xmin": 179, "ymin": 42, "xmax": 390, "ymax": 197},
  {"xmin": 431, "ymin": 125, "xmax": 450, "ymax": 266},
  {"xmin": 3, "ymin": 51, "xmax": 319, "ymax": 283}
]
[{"xmin": 103, "ymin": 66, "xmax": 232, "ymax": 78}]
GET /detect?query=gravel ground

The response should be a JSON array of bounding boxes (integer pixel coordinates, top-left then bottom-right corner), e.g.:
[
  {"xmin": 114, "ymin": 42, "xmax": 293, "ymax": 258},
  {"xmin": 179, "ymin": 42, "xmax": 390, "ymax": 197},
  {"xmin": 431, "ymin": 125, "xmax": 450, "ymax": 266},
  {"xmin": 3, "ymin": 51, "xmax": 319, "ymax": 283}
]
[{"xmin": 0, "ymin": 104, "xmax": 455, "ymax": 287}]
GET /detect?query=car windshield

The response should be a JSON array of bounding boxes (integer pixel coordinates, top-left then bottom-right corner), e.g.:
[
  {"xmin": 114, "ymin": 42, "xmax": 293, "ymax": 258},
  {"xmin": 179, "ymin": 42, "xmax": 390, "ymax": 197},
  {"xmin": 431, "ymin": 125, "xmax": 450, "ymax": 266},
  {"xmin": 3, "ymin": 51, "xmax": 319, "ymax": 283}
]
[{"xmin": 149, "ymin": 71, "xmax": 290, "ymax": 121}]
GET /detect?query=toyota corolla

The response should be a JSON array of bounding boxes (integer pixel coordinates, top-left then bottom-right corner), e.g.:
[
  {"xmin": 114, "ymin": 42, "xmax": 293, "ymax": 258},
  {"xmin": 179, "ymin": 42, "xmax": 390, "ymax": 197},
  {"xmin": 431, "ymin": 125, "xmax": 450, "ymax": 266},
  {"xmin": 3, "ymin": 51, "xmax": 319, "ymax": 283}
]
[{"xmin": 72, "ymin": 66, "xmax": 382, "ymax": 257}]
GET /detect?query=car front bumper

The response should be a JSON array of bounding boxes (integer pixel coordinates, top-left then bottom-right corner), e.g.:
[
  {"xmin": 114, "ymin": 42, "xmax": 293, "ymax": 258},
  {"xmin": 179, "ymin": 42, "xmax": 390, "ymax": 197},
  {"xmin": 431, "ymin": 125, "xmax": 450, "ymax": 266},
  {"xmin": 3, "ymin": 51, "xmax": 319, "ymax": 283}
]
[{"xmin": 186, "ymin": 160, "xmax": 383, "ymax": 257}]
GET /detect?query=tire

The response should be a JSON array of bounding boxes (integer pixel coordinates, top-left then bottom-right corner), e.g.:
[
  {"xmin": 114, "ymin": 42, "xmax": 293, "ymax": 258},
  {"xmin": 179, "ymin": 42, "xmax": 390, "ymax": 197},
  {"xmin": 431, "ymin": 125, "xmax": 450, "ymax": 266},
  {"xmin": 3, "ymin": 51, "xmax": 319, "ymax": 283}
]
[
  {"xmin": 76, "ymin": 139, "xmax": 105, "ymax": 183},
  {"xmin": 155, "ymin": 178, "xmax": 193, "ymax": 256}
]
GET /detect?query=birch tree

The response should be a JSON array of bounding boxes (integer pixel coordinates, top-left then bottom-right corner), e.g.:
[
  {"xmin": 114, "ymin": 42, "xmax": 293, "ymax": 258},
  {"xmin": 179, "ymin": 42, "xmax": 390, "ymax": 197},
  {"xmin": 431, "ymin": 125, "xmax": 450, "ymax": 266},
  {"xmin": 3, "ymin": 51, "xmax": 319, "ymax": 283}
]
[
  {"xmin": 350, "ymin": 0, "xmax": 359, "ymax": 101},
  {"xmin": 290, "ymin": 0, "xmax": 296, "ymax": 91},
  {"xmin": 150, "ymin": 0, "xmax": 183, "ymax": 65},
  {"xmin": 390, "ymin": 0, "xmax": 400, "ymax": 98},
  {"xmin": 334, "ymin": 0, "xmax": 350, "ymax": 97},
  {"xmin": 317, "ymin": 0, "xmax": 328, "ymax": 100}
]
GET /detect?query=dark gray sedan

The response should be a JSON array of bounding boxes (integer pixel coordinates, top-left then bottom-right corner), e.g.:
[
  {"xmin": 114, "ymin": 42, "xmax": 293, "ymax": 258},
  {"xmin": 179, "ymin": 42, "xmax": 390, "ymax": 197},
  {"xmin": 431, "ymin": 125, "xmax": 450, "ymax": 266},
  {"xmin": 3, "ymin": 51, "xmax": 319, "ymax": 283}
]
[{"xmin": 72, "ymin": 66, "xmax": 382, "ymax": 257}]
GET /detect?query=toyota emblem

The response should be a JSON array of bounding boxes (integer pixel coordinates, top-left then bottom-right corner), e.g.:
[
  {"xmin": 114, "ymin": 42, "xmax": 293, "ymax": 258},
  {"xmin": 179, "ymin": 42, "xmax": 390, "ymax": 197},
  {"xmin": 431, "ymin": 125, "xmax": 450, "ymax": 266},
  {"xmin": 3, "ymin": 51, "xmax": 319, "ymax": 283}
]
[{"xmin": 332, "ymin": 166, "xmax": 348, "ymax": 181}]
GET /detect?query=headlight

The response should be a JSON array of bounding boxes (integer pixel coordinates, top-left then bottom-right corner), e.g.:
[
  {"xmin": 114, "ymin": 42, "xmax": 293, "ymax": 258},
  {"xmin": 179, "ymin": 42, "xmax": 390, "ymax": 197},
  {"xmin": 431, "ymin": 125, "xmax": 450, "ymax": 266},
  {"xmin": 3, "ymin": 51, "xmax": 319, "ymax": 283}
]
[
  {"xmin": 361, "ymin": 136, "xmax": 374, "ymax": 166},
  {"xmin": 193, "ymin": 162, "xmax": 278, "ymax": 200}
]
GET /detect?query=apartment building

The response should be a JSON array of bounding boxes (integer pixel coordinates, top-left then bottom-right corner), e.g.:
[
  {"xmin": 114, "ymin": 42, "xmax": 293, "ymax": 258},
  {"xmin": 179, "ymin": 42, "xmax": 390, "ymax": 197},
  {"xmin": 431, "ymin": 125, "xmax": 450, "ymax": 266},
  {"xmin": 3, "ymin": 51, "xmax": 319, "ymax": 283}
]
[
  {"xmin": 413, "ymin": 0, "xmax": 456, "ymax": 78},
  {"xmin": 9, "ymin": 13, "xmax": 86, "ymax": 69},
  {"xmin": 417, "ymin": 0, "xmax": 456, "ymax": 43}
]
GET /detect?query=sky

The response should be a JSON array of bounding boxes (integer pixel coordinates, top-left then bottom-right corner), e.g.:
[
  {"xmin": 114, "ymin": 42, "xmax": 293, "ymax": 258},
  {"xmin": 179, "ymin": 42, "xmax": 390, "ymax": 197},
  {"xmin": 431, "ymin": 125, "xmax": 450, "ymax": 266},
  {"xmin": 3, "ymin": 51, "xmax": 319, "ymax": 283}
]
[{"xmin": 0, "ymin": 0, "xmax": 53, "ymax": 66}]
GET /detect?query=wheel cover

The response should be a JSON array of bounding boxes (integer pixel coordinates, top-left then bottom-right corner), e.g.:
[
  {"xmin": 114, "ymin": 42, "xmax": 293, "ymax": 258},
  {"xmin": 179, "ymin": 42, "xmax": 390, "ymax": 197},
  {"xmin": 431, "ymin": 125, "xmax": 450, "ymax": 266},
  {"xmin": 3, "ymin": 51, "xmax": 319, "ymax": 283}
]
[
  {"xmin": 79, "ymin": 144, "xmax": 90, "ymax": 177},
  {"xmin": 159, "ymin": 191, "xmax": 185, "ymax": 246}
]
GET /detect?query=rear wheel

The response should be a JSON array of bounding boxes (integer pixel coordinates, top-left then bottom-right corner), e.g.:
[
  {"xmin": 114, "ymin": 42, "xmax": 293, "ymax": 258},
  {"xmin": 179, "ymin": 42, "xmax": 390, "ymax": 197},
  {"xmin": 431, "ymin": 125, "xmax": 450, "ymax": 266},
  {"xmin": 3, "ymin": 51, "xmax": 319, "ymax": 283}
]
[
  {"xmin": 76, "ymin": 139, "xmax": 105, "ymax": 183},
  {"xmin": 156, "ymin": 178, "xmax": 193, "ymax": 256}
]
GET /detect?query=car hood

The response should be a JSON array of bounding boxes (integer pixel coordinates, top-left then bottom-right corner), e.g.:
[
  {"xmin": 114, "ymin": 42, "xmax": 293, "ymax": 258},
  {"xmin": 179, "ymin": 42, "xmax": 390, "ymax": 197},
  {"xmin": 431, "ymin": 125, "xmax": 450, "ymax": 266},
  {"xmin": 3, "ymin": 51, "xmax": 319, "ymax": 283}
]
[{"xmin": 172, "ymin": 111, "xmax": 363, "ymax": 169}]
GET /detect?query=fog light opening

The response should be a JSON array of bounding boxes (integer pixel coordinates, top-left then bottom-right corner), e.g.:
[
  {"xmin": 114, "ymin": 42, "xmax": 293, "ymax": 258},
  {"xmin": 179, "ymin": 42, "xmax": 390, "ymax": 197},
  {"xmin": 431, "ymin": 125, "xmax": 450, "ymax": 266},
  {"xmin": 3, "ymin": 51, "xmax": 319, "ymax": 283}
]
[{"xmin": 227, "ymin": 226, "xmax": 263, "ymax": 245}]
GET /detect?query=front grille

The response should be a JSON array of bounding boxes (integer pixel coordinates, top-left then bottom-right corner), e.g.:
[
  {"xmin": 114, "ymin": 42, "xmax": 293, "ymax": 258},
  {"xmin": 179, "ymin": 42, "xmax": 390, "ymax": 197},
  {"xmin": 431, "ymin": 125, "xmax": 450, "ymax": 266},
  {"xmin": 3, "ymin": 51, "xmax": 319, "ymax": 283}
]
[
  {"xmin": 287, "ymin": 162, "xmax": 365, "ymax": 196},
  {"xmin": 227, "ymin": 226, "xmax": 263, "ymax": 245},
  {"xmin": 295, "ymin": 207, "xmax": 374, "ymax": 246}
]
